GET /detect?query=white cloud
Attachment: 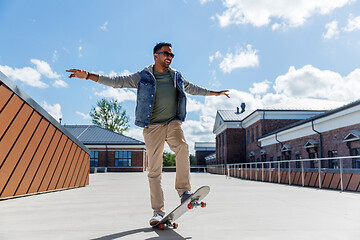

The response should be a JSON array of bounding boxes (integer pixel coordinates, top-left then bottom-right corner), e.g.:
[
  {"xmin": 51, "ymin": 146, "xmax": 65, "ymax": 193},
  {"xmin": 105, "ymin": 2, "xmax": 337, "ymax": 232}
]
[
  {"xmin": 96, "ymin": 69, "xmax": 132, "ymax": 78},
  {"xmin": 323, "ymin": 21, "xmax": 339, "ymax": 39},
  {"xmin": 53, "ymin": 79, "xmax": 68, "ymax": 88},
  {"xmin": 187, "ymin": 97, "xmax": 204, "ymax": 112},
  {"xmin": 95, "ymin": 88, "xmax": 137, "ymax": 102},
  {"xmin": 214, "ymin": 0, "xmax": 353, "ymax": 28},
  {"xmin": 0, "ymin": 64, "xmax": 48, "ymax": 88},
  {"xmin": 100, "ymin": 21, "xmax": 109, "ymax": 31},
  {"xmin": 182, "ymin": 90, "xmax": 264, "ymax": 153},
  {"xmin": 259, "ymin": 92, "xmax": 289, "ymax": 107},
  {"xmin": 218, "ymin": 45, "xmax": 259, "ymax": 73},
  {"xmin": 94, "ymin": 70, "xmax": 136, "ymax": 101},
  {"xmin": 76, "ymin": 111, "xmax": 91, "ymax": 120},
  {"xmin": 124, "ymin": 127, "xmax": 144, "ymax": 142},
  {"xmin": 344, "ymin": 14, "xmax": 360, "ymax": 32},
  {"xmin": 0, "ymin": 59, "xmax": 64, "ymax": 89},
  {"xmin": 249, "ymin": 80, "xmax": 271, "ymax": 95},
  {"xmin": 274, "ymin": 65, "xmax": 360, "ymax": 102},
  {"xmin": 209, "ymin": 51, "xmax": 222, "ymax": 63},
  {"xmin": 183, "ymin": 116, "xmax": 217, "ymax": 151},
  {"xmin": 30, "ymin": 59, "xmax": 60, "ymax": 79},
  {"xmin": 41, "ymin": 101, "xmax": 62, "ymax": 121},
  {"xmin": 202, "ymin": 89, "xmax": 261, "ymax": 117}
]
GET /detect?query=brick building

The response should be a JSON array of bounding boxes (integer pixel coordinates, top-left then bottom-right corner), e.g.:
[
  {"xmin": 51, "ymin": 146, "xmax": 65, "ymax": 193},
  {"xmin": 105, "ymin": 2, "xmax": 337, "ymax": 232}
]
[
  {"xmin": 212, "ymin": 101, "xmax": 331, "ymax": 166},
  {"xmin": 194, "ymin": 142, "xmax": 216, "ymax": 166},
  {"xmin": 210, "ymin": 100, "xmax": 360, "ymax": 193},
  {"xmin": 64, "ymin": 125, "xmax": 146, "ymax": 172},
  {"xmin": 259, "ymin": 100, "xmax": 360, "ymax": 169}
]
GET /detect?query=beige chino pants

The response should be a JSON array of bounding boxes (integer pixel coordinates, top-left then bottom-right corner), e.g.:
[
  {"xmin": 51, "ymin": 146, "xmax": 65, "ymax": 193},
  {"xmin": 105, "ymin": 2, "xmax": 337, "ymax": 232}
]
[{"xmin": 143, "ymin": 121, "xmax": 191, "ymax": 216}]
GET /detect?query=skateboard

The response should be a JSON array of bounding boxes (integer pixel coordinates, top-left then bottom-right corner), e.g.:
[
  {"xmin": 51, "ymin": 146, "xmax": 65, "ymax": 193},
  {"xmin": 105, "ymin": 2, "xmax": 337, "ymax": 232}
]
[{"xmin": 154, "ymin": 186, "xmax": 210, "ymax": 230}]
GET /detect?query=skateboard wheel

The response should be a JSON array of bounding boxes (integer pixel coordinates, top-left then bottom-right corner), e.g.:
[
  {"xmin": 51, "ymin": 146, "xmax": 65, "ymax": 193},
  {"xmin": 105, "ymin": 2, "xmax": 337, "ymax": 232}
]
[
  {"xmin": 187, "ymin": 203, "xmax": 193, "ymax": 209},
  {"xmin": 159, "ymin": 224, "xmax": 165, "ymax": 230},
  {"xmin": 173, "ymin": 223, "xmax": 178, "ymax": 229},
  {"xmin": 201, "ymin": 202, "xmax": 206, "ymax": 208}
]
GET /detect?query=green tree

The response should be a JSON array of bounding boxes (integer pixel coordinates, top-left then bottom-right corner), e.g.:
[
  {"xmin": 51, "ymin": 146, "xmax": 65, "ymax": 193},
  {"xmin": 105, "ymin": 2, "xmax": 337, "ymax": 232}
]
[
  {"xmin": 190, "ymin": 154, "xmax": 196, "ymax": 166},
  {"xmin": 90, "ymin": 98, "xmax": 130, "ymax": 134},
  {"xmin": 162, "ymin": 152, "xmax": 197, "ymax": 167},
  {"xmin": 163, "ymin": 151, "xmax": 176, "ymax": 167}
]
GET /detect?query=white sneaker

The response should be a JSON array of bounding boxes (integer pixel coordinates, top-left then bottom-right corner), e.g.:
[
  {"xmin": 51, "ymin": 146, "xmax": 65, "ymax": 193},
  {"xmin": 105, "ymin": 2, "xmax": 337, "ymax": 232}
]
[{"xmin": 149, "ymin": 213, "xmax": 163, "ymax": 226}]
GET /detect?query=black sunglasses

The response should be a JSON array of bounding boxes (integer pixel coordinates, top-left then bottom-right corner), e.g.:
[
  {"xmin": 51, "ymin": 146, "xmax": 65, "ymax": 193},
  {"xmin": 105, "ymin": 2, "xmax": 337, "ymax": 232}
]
[{"xmin": 155, "ymin": 51, "xmax": 175, "ymax": 58}]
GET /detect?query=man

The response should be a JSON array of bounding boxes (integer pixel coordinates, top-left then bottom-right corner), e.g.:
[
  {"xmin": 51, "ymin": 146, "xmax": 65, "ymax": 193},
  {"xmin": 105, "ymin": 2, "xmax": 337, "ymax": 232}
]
[{"xmin": 67, "ymin": 42, "xmax": 229, "ymax": 226}]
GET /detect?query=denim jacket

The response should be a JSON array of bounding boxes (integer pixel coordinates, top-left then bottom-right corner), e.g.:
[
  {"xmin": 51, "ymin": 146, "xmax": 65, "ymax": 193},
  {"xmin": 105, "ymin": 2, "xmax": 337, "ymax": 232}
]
[{"xmin": 98, "ymin": 64, "xmax": 210, "ymax": 128}]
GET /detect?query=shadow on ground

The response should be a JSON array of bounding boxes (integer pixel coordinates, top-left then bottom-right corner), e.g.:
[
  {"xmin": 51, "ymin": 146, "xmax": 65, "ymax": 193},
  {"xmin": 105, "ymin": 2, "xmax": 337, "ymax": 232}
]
[{"xmin": 90, "ymin": 227, "xmax": 192, "ymax": 240}]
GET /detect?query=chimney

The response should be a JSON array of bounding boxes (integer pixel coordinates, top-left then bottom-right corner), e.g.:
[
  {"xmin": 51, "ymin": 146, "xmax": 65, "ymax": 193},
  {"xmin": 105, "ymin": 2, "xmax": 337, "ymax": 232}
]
[{"xmin": 236, "ymin": 107, "xmax": 240, "ymax": 114}]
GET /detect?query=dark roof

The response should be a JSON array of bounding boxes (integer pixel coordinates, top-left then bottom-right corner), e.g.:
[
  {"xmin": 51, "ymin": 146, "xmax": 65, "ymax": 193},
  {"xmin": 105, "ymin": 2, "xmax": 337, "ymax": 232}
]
[
  {"xmin": 260, "ymin": 99, "xmax": 360, "ymax": 139},
  {"xmin": 64, "ymin": 125, "xmax": 144, "ymax": 145}
]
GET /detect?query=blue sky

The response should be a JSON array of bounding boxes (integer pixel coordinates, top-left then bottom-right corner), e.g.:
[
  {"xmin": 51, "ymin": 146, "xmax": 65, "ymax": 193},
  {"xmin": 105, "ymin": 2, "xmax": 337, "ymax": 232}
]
[{"xmin": 1, "ymin": 0, "xmax": 360, "ymax": 153}]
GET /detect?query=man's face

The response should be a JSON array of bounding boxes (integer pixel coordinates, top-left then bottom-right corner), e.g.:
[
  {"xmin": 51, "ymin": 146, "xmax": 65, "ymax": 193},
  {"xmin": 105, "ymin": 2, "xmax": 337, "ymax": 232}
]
[{"xmin": 154, "ymin": 46, "xmax": 173, "ymax": 69}]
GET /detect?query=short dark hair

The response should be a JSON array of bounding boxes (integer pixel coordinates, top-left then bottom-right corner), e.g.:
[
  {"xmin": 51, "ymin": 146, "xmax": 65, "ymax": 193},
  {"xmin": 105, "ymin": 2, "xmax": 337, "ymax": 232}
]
[{"xmin": 153, "ymin": 42, "xmax": 172, "ymax": 54}]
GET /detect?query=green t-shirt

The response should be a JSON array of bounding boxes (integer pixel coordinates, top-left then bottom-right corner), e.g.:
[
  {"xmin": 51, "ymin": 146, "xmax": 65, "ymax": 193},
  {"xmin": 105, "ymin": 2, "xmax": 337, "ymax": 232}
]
[{"xmin": 150, "ymin": 70, "xmax": 178, "ymax": 124}]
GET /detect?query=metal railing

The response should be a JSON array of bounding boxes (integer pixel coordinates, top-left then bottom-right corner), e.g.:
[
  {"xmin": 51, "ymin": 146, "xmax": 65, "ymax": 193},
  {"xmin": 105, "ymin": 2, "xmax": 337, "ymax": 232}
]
[
  {"xmin": 90, "ymin": 166, "xmax": 208, "ymax": 173},
  {"xmin": 207, "ymin": 156, "xmax": 360, "ymax": 191}
]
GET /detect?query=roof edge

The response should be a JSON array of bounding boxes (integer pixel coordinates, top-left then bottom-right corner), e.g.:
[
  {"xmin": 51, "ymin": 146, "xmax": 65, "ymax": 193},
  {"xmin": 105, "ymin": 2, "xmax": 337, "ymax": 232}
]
[
  {"xmin": 259, "ymin": 99, "xmax": 358, "ymax": 139},
  {"xmin": 0, "ymin": 71, "xmax": 89, "ymax": 154}
]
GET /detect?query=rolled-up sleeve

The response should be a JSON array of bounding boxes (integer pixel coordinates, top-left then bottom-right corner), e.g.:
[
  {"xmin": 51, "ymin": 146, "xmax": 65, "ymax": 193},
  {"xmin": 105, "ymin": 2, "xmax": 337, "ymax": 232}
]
[
  {"xmin": 97, "ymin": 72, "xmax": 141, "ymax": 89},
  {"xmin": 183, "ymin": 78, "xmax": 210, "ymax": 96}
]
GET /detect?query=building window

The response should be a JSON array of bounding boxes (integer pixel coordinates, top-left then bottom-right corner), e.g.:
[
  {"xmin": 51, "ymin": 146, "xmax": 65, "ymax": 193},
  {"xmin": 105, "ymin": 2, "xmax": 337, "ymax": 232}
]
[
  {"xmin": 256, "ymin": 158, "xmax": 261, "ymax": 168},
  {"xmin": 309, "ymin": 152, "xmax": 316, "ymax": 168},
  {"xmin": 261, "ymin": 154, "xmax": 267, "ymax": 168},
  {"xmin": 328, "ymin": 150, "xmax": 338, "ymax": 169},
  {"xmin": 276, "ymin": 156, "xmax": 281, "ymax": 169},
  {"xmin": 247, "ymin": 130, "xmax": 250, "ymax": 144},
  {"xmin": 295, "ymin": 154, "xmax": 301, "ymax": 169},
  {"xmin": 251, "ymin": 128, "xmax": 254, "ymax": 143},
  {"xmin": 115, "ymin": 151, "xmax": 132, "ymax": 167},
  {"xmin": 281, "ymin": 155, "xmax": 289, "ymax": 168},
  {"xmin": 351, "ymin": 148, "xmax": 360, "ymax": 169},
  {"xmin": 270, "ymin": 157, "xmax": 275, "ymax": 168},
  {"xmin": 90, "ymin": 151, "xmax": 98, "ymax": 167},
  {"xmin": 256, "ymin": 126, "xmax": 259, "ymax": 140}
]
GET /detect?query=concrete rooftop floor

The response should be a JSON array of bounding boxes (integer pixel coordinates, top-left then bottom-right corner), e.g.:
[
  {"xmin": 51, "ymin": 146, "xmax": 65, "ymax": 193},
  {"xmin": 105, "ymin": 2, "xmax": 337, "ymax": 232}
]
[{"xmin": 0, "ymin": 172, "xmax": 360, "ymax": 240}]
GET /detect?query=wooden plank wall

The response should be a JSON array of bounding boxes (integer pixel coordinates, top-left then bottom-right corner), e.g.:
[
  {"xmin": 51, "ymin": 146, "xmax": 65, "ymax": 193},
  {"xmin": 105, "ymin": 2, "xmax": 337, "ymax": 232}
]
[{"xmin": 0, "ymin": 81, "xmax": 90, "ymax": 199}]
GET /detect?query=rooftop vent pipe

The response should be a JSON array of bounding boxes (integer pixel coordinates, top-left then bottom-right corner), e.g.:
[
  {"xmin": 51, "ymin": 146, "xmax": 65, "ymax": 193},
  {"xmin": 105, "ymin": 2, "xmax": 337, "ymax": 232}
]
[
  {"xmin": 241, "ymin": 102, "xmax": 246, "ymax": 113},
  {"xmin": 236, "ymin": 103, "xmax": 246, "ymax": 114}
]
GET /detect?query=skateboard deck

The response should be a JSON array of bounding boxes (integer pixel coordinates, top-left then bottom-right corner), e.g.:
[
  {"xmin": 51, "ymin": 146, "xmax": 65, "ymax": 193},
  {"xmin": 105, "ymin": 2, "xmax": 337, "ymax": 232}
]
[{"xmin": 154, "ymin": 186, "xmax": 210, "ymax": 230}]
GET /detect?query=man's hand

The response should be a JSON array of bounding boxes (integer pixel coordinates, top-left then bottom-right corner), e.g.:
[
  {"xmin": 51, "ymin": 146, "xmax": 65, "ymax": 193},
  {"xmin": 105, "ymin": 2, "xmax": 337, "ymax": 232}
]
[
  {"xmin": 66, "ymin": 69, "xmax": 88, "ymax": 79},
  {"xmin": 210, "ymin": 90, "xmax": 230, "ymax": 98}
]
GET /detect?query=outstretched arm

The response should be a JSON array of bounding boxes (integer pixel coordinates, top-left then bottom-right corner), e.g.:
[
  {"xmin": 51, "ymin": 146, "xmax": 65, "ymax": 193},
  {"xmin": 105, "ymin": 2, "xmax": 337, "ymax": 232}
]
[
  {"xmin": 183, "ymin": 77, "xmax": 230, "ymax": 98},
  {"xmin": 66, "ymin": 69, "xmax": 140, "ymax": 88},
  {"xmin": 209, "ymin": 90, "xmax": 230, "ymax": 98},
  {"xmin": 66, "ymin": 69, "xmax": 99, "ymax": 82}
]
